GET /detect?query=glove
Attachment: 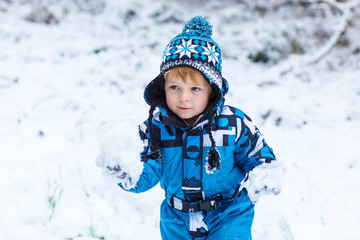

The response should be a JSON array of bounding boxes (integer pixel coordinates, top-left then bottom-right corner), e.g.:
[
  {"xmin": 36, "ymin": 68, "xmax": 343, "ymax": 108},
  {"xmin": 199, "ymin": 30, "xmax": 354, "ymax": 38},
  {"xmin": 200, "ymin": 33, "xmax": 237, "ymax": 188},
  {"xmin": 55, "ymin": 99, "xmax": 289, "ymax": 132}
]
[
  {"xmin": 96, "ymin": 120, "xmax": 144, "ymax": 190},
  {"xmin": 246, "ymin": 161, "xmax": 285, "ymax": 204},
  {"xmin": 96, "ymin": 150, "xmax": 135, "ymax": 189}
]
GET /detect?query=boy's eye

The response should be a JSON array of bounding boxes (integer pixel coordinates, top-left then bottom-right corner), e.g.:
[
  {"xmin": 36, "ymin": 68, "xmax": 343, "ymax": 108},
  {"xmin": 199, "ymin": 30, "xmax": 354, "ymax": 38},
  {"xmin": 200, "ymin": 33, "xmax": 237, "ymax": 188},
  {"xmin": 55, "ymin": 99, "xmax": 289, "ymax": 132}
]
[
  {"xmin": 170, "ymin": 85, "xmax": 179, "ymax": 90},
  {"xmin": 192, "ymin": 87, "xmax": 200, "ymax": 91}
]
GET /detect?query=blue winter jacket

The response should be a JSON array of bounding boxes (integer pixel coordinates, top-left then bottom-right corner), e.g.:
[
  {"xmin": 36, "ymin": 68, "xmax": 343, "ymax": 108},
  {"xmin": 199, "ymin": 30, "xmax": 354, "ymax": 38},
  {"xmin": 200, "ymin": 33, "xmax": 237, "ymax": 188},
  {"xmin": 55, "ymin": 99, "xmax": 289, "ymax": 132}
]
[{"xmin": 123, "ymin": 104, "xmax": 276, "ymax": 203}]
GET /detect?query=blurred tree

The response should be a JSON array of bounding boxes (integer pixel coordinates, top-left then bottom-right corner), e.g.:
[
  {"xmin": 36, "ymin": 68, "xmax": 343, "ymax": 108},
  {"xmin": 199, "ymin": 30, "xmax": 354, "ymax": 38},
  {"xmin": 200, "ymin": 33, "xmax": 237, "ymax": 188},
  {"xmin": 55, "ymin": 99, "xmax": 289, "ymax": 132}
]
[
  {"xmin": 227, "ymin": 0, "xmax": 360, "ymax": 65},
  {"xmin": 0, "ymin": 0, "xmax": 12, "ymax": 12},
  {"xmin": 72, "ymin": 0, "xmax": 105, "ymax": 15},
  {"xmin": 25, "ymin": 0, "xmax": 58, "ymax": 24}
]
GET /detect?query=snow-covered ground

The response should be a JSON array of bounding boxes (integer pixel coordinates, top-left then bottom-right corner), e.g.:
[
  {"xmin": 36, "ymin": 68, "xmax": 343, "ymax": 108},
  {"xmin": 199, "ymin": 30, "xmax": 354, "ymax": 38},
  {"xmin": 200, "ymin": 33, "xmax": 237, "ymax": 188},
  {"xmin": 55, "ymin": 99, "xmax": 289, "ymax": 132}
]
[{"xmin": 1, "ymin": 1, "xmax": 360, "ymax": 239}]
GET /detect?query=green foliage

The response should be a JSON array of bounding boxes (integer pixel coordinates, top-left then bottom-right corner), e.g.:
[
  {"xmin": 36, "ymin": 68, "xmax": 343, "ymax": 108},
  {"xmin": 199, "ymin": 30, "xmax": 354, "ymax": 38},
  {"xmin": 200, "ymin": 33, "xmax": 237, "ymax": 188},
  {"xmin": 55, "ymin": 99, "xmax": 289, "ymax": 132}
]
[
  {"xmin": 48, "ymin": 183, "xmax": 64, "ymax": 221},
  {"xmin": 248, "ymin": 51, "xmax": 270, "ymax": 64},
  {"xmin": 47, "ymin": 166, "xmax": 64, "ymax": 222},
  {"xmin": 89, "ymin": 213, "xmax": 105, "ymax": 239}
]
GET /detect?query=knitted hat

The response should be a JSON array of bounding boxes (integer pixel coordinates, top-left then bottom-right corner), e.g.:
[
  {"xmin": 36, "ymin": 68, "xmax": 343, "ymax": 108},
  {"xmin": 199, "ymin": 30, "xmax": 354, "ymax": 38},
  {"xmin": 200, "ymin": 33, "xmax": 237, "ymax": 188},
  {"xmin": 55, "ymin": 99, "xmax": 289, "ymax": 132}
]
[
  {"xmin": 144, "ymin": 16, "xmax": 228, "ymax": 112},
  {"xmin": 144, "ymin": 16, "xmax": 228, "ymax": 171}
]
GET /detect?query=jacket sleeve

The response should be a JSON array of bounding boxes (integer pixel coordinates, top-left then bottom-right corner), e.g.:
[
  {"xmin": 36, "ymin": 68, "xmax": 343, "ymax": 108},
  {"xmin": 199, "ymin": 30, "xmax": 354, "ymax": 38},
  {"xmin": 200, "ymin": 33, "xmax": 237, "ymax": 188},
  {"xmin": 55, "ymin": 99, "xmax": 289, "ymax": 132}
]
[
  {"xmin": 120, "ymin": 120, "xmax": 162, "ymax": 193},
  {"xmin": 234, "ymin": 112, "xmax": 276, "ymax": 173}
]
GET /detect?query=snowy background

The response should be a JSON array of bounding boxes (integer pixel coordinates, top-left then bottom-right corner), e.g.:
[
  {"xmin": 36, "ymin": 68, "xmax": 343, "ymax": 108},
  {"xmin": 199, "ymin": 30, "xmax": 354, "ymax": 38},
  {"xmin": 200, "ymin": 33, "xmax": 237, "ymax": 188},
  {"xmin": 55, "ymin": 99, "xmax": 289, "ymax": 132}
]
[{"xmin": 1, "ymin": 0, "xmax": 360, "ymax": 239}]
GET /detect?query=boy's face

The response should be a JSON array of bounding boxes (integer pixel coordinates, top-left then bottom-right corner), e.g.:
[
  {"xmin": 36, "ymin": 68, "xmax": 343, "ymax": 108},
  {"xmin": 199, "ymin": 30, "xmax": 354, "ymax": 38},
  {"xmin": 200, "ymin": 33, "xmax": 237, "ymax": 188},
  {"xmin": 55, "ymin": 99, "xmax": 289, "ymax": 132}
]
[{"xmin": 165, "ymin": 73, "xmax": 212, "ymax": 126}]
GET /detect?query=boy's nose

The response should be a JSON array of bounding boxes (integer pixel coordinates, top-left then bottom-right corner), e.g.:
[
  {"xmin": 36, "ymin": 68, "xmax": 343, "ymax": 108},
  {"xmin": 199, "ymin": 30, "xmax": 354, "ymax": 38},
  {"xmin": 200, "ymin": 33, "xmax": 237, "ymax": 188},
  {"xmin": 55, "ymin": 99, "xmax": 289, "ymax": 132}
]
[{"xmin": 179, "ymin": 91, "xmax": 190, "ymax": 102}]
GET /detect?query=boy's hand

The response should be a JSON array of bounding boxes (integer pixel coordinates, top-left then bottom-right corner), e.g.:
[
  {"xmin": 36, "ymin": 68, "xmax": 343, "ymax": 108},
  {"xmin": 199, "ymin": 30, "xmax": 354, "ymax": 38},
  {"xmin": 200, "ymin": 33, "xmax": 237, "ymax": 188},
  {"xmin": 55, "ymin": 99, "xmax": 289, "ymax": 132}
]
[
  {"xmin": 96, "ymin": 151, "xmax": 135, "ymax": 189},
  {"xmin": 105, "ymin": 164, "xmax": 134, "ymax": 189},
  {"xmin": 96, "ymin": 120, "xmax": 144, "ymax": 189},
  {"xmin": 246, "ymin": 161, "xmax": 285, "ymax": 204},
  {"xmin": 105, "ymin": 165, "xmax": 123, "ymax": 175},
  {"xmin": 96, "ymin": 151, "xmax": 123, "ymax": 174}
]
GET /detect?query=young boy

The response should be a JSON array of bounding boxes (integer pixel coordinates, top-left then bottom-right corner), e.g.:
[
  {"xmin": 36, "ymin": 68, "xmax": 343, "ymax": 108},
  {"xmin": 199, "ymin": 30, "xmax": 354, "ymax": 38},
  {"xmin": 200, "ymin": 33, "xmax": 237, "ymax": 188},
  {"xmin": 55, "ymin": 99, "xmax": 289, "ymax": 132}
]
[{"xmin": 98, "ymin": 16, "xmax": 284, "ymax": 240}]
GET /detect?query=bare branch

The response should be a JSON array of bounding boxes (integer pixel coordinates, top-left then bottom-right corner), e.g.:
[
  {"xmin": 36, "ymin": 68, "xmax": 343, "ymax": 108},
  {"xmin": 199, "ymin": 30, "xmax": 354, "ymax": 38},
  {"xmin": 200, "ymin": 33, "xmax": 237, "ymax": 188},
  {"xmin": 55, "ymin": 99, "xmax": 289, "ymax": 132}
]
[
  {"xmin": 305, "ymin": 0, "xmax": 359, "ymax": 64},
  {"xmin": 272, "ymin": 0, "xmax": 344, "ymax": 14},
  {"xmin": 306, "ymin": 16, "xmax": 350, "ymax": 64}
]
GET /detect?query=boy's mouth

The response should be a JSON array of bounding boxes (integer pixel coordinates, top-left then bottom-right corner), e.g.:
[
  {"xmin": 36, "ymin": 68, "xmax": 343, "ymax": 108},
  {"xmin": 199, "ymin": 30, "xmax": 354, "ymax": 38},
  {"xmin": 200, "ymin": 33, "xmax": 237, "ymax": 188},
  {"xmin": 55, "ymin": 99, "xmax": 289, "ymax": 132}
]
[{"xmin": 178, "ymin": 107, "xmax": 191, "ymax": 110}]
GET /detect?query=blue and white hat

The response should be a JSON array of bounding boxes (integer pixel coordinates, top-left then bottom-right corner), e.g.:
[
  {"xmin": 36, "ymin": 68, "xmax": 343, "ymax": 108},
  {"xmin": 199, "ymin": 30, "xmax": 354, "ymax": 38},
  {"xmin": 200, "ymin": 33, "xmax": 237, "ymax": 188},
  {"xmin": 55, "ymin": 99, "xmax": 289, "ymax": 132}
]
[{"xmin": 144, "ymin": 16, "xmax": 228, "ymax": 112}]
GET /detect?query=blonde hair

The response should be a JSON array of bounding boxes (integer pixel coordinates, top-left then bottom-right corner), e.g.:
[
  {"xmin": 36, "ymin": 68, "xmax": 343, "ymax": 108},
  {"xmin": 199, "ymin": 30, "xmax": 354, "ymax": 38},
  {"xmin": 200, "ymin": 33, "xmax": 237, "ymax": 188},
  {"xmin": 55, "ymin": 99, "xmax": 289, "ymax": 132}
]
[{"xmin": 164, "ymin": 66, "xmax": 206, "ymax": 85}]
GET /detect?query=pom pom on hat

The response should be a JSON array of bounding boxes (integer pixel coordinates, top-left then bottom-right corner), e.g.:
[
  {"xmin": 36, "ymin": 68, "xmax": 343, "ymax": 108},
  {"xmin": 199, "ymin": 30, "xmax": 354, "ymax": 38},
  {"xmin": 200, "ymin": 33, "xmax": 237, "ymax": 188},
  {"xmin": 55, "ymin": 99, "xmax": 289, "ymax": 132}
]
[{"xmin": 182, "ymin": 16, "xmax": 213, "ymax": 37}]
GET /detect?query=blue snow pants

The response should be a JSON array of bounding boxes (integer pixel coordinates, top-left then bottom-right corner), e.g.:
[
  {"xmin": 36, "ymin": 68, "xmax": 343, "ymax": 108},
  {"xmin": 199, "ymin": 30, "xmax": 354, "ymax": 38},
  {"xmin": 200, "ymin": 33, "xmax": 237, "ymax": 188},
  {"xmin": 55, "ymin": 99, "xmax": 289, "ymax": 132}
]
[{"xmin": 160, "ymin": 190, "xmax": 254, "ymax": 240}]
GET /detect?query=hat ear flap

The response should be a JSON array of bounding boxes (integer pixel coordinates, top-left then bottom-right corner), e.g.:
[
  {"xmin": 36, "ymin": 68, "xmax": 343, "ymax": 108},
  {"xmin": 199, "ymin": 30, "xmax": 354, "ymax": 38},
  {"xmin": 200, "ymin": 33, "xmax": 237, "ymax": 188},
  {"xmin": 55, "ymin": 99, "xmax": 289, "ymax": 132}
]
[{"xmin": 147, "ymin": 106, "xmax": 162, "ymax": 162}]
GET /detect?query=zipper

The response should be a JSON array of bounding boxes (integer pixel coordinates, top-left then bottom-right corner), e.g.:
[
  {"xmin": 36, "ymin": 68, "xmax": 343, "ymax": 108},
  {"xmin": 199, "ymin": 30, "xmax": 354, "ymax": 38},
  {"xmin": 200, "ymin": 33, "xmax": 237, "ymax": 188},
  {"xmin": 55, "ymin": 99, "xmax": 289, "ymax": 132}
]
[{"xmin": 182, "ymin": 131, "xmax": 188, "ymax": 198}]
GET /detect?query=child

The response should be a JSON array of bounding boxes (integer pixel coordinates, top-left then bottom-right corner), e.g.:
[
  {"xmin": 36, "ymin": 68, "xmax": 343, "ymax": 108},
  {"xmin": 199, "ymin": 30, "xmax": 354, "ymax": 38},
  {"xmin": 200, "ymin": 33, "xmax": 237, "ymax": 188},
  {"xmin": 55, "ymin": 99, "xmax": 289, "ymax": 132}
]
[{"xmin": 97, "ymin": 16, "xmax": 284, "ymax": 240}]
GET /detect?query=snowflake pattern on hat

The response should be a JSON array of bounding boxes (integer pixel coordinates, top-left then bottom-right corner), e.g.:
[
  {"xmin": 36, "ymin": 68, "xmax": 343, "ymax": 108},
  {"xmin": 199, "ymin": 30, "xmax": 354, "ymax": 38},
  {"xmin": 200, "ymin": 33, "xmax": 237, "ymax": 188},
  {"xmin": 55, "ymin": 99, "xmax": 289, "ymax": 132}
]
[{"xmin": 163, "ymin": 39, "xmax": 220, "ymax": 66}]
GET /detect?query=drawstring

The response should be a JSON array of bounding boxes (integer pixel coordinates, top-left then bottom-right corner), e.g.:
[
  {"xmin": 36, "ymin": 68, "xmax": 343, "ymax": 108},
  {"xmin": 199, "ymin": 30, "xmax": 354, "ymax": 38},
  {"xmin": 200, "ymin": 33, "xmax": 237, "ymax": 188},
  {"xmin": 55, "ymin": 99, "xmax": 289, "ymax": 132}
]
[
  {"xmin": 207, "ymin": 111, "xmax": 221, "ymax": 171},
  {"xmin": 148, "ymin": 105, "xmax": 163, "ymax": 162}
]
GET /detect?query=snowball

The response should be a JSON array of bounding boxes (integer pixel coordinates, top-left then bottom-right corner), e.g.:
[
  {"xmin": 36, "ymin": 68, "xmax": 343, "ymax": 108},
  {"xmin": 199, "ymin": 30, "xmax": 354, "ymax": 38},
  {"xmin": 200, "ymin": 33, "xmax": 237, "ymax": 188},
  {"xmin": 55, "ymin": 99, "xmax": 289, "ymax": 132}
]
[
  {"xmin": 247, "ymin": 161, "xmax": 285, "ymax": 203},
  {"xmin": 96, "ymin": 119, "xmax": 144, "ymax": 189}
]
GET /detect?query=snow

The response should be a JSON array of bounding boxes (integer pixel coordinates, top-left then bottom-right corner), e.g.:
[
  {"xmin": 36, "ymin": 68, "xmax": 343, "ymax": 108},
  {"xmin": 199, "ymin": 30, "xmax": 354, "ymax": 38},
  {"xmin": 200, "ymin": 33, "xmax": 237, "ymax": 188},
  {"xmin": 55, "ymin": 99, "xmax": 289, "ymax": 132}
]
[
  {"xmin": 96, "ymin": 119, "xmax": 144, "ymax": 189},
  {"xmin": 247, "ymin": 161, "xmax": 285, "ymax": 204},
  {"xmin": 1, "ymin": 0, "xmax": 360, "ymax": 239}
]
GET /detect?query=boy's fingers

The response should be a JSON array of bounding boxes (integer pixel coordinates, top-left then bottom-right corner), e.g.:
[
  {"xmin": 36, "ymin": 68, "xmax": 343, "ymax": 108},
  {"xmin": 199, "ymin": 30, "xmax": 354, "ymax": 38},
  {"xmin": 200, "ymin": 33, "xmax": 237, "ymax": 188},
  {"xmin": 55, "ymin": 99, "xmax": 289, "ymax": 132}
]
[
  {"xmin": 118, "ymin": 172, "xmax": 128, "ymax": 179},
  {"xmin": 106, "ymin": 164, "xmax": 122, "ymax": 173}
]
